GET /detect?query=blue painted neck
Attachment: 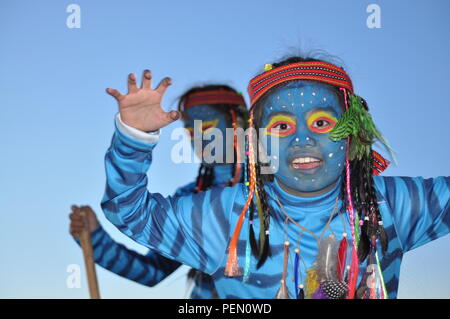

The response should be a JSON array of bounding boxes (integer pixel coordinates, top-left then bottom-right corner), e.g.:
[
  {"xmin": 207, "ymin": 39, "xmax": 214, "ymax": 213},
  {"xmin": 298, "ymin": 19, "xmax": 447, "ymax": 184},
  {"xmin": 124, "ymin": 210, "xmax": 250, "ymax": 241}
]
[
  {"xmin": 212, "ymin": 164, "xmax": 235, "ymax": 185},
  {"xmin": 267, "ymin": 176, "xmax": 342, "ymax": 209}
]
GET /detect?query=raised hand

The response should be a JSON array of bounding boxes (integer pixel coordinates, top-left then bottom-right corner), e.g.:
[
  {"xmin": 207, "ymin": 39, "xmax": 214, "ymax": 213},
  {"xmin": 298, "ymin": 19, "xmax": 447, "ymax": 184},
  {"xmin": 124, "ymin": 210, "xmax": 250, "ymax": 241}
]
[
  {"xmin": 69, "ymin": 205, "xmax": 99, "ymax": 238},
  {"xmin": 106, "ymin": 70, "xmax": 180, "ymax": 132}
]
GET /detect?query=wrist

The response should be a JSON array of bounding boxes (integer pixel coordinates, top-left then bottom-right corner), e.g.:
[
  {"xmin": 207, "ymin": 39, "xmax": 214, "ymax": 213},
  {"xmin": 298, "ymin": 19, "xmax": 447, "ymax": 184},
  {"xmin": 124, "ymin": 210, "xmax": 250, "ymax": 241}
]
[{"xmin": 115, "ymin": 113, "xmax": 161, "ymax": 143}]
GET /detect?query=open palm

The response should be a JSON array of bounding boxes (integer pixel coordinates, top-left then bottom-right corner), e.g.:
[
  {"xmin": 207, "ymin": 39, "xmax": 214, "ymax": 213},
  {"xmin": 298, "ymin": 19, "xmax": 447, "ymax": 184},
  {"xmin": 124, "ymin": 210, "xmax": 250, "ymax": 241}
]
[{"xmin": 107, "ymin": 70, "xmax": 180, "ymax": 132}]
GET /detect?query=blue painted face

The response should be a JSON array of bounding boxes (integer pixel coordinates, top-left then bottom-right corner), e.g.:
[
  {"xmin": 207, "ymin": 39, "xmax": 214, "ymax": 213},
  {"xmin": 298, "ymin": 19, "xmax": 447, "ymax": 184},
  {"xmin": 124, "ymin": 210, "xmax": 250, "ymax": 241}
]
[
  {"xmin": 184, "ymin": 104, "xmax": 231, "ymax": 164},
  {"xmin": 259, "ymin": 81, "xmax": 347, "ymax": 193}
]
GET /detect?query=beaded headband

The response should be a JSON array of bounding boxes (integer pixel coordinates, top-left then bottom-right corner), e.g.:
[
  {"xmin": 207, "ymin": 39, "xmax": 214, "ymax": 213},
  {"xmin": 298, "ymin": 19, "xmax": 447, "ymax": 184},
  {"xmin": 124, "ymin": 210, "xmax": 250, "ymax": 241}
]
[
  {"xmin": 247, "ymin": 61, "xmax": 354, "ymax": 106},
  {"xmin": 183, "ymin": 89, "xmax": 246, "ymax": 108}
]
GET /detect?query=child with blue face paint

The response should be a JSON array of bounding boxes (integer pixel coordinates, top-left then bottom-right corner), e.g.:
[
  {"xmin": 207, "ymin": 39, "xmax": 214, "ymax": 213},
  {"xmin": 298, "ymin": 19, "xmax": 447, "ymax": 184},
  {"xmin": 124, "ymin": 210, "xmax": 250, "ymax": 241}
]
[
  {"xmin": 102, "ymin": 60, "xmax": 450, "ymax": 299},
  {"xmin": 177, "ymin": 85, "xmax": 248, "ymax": 191},
  {"xmin": 258, "ymin": 81, "xmax": 346, "ymax": 195},
  {"xmin": 70, "ymin": 79, "xmax": 248, "ymax": 298}
]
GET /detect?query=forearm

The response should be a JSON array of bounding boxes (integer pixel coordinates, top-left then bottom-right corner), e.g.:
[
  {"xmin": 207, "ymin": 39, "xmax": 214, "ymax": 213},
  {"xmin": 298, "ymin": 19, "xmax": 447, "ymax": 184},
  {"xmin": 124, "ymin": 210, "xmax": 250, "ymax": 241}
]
[{"xmin": 74, "ymin": 225, "xmax": 180, "ymax": 287}]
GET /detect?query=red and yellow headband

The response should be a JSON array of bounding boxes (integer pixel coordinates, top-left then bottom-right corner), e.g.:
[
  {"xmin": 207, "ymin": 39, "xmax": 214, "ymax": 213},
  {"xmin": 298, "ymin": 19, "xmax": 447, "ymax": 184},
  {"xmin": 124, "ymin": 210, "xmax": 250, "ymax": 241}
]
[
  {"xmin": 247, "ymin": 61, "xmax": 354, "ymax": 106},
  {"xmin": 183, "ymin": 89, "xmax": 246, "ymax": 108}
]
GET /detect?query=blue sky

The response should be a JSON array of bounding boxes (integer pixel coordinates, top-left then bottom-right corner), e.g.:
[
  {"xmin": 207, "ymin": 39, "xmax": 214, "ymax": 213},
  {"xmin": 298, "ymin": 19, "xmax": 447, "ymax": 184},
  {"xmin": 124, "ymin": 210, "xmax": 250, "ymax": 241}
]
[{"xmin": 1, "ymin": 0, "xmax": 449, "ymax": 298}]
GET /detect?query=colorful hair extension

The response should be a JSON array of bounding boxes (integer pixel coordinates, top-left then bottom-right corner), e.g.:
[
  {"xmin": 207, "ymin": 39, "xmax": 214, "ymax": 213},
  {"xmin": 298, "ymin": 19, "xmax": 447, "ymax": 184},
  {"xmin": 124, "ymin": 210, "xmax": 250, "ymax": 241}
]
[
  {"xmin": 340, "ymin": 88, "xmax": 360, "ymax": 299},
  {"xmin": 225, "ymin": 109, "xmax": 257, "ymax": 277},
  {"xmin": 243, "ymin": 143, "xmax": 252, "ymax": 282},
  {"xmin": 229, "ymin": 108, "xmax": 241, "ymax": 186}
]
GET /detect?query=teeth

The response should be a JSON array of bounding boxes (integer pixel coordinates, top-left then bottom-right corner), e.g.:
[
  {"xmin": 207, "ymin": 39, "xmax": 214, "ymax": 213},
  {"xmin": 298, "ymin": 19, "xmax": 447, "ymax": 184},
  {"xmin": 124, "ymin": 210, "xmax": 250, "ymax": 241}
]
[{"xmin": 292, "ymin": 157, "xmax": 320, "ymax": 164}]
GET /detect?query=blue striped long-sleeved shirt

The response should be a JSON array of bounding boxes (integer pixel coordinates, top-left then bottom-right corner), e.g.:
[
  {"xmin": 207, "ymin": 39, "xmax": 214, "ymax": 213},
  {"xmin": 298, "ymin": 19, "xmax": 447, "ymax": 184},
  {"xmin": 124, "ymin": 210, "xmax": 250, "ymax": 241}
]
[
  {"xmin": 102, "ymin": 124, "xmax": 450, "ymax": 298},
  {"xmin": 76, "ymin": 158, "xmax": 235, "ymax": 298}
]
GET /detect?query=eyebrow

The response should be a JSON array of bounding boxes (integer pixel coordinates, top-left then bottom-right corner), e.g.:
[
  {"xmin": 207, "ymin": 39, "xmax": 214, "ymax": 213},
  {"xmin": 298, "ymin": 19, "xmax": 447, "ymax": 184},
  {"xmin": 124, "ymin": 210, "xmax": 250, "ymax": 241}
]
[
  {"xmin": 266, "ymin": 111, "xmax": 296, "ymax": 118},
  {"xmin": 307, "ymin": 107, "xmax": 339, "ymax": 117}
]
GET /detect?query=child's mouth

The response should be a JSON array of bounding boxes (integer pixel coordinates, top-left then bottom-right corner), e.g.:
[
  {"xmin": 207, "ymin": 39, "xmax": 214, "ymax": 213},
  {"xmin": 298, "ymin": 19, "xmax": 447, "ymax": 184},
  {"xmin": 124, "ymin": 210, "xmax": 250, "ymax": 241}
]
[{"xmin": 290, "ymin": 156, "xmax": 323, "ymax": 170}]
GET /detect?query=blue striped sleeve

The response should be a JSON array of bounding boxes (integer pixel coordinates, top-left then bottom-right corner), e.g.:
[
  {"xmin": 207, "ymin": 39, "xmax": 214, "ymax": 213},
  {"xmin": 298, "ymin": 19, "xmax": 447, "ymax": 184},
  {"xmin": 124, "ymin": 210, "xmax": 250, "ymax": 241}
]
[
  {"xmin": 101, "ymin": 126, "xmax": 243, "ymax": 274},
  {"xmin": 375, "ymin": 176, "xmax": 450, "ymax": 252},
  {"xmin": 74, "ymin": 225, "xmax": 181, "ymax": 287}
]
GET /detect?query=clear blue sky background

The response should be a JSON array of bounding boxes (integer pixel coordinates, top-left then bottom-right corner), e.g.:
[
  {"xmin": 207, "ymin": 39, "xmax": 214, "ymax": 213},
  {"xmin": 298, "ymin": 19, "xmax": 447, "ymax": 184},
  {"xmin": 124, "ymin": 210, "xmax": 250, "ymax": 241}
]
[{"xmin": 1, "ymin": 0, "xmax": 449, "ymax": 298}]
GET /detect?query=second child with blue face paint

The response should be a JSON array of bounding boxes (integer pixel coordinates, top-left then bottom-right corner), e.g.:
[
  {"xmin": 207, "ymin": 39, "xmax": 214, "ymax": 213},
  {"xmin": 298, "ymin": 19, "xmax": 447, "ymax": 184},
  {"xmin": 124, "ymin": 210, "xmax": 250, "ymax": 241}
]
[
  {"xmin": 102, "ymin": 58, "xmax": 450, "ymax": 299},
  {"xmin": 70, "ymin": 80, "xmax": 248, "ymax": 298}
]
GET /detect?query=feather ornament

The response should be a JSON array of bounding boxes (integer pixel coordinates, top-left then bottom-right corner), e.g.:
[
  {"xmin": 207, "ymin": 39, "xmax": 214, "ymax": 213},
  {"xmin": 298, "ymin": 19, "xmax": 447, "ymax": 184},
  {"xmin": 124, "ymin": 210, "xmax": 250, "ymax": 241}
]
[
  {"xmin": 313, "ymin": 281, "xmax": 348, "ymax": 299},
  {"xmin": 329, "ymin": 94, "xmax": 396, "ymax": 163},
  {"xmin": 313, "ymin": 235, "xmax": 339, "ymax": 282},
  {"xmin": 305, "ymin": 268, "xmax": 320, "ymax": 298},
  {"xmin": 346, "ymin": 246, "xmax": 359, "ymax": 299},
  {"xmin": 294, "ymin": 249, "xmax": 300, "ymax": 298},
  {"xmin": 357, "ymin": 221, "xmax": 370, "ymax": 262},
  {"xmin": 336, "ymin": 234, "xmax": 348, "ymax": 282},
  {"xmin": 275, "ymin": 241, "xmax": 290, "ymax": 299}
]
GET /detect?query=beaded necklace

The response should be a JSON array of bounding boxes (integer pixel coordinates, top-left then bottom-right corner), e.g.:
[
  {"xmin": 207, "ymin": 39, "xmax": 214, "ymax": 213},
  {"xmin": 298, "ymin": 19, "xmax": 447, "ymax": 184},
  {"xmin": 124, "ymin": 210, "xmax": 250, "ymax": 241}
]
[{"xmin": 272, "ymin": 195, "xmax": 349, "ymax": 299}]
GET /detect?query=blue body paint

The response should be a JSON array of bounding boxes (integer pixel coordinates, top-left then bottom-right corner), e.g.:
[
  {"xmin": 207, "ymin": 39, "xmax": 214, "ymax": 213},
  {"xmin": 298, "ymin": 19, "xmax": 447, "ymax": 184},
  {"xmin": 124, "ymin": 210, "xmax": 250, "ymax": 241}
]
[
  {"xmin": 260, "ymin": 81, "xmax": 347, "ymax": 193},
  {"xmin": 185, "ymin": 104, "xmax": 231, "ymax": 164}
]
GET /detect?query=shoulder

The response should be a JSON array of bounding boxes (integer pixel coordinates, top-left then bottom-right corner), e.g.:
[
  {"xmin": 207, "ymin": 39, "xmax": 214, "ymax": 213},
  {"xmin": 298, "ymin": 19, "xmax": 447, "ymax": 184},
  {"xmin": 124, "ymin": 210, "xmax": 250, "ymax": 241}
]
[{"xmin": 174, "ymin": 182, "xmax": 197, "ymax": 197}]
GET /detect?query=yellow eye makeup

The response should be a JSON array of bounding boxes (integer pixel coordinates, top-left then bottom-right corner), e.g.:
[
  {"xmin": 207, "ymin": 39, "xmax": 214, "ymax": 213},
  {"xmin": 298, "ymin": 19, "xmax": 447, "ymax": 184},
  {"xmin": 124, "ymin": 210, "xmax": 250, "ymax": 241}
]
[
  {"xmin": 185, "ymin": 127, "xmax": 195, "ymax": 139},
  {"xmin": 307, "ymin": 111, "xmax": 338, "ymax": 134},
  {"xmin": 266, "ymin": 114, "xmax": 297, "ymax": 137},
  {"xmin": 201, "ymin": 119, "xmax": 219, "ymax": 135},
  {"xmin": 185, "ymin": 119, "xmax": 219, "ymax": 138}
]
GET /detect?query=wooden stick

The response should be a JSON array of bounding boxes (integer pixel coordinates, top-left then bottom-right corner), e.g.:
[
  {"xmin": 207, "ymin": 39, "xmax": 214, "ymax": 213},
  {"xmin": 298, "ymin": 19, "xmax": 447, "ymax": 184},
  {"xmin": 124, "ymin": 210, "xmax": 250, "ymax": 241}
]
[{"xmin": 79, "ymin": 209, "xmax": 101, "ymax": 299}]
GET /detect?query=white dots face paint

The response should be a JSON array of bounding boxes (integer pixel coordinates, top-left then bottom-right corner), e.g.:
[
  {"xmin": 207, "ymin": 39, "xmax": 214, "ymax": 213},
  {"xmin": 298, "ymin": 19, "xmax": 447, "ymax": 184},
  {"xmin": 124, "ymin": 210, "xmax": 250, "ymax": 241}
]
[
  {"xmin": 312, "ymin": 92, "xmax": 316, "ymax": 96},
  {"xmin": 338, "ymin": 163, "xmax": 341, "ymax": 167},
  {"xmin": 311, "ymin": 179, "xmax": 315, "ymax": 182},
  {"xmin": 301, "ymin": 103, "xmax": 305, "ymax": 107},
  {"xmin": 300, "ymin": 91, "xmax": 304, "ymax": 96},
  {"xmin": 277, "ymin": 96, "xmax": 280, "ymax": 100},
  {"xmin": 294, "ymin": 177, "xmax": 299, "ymax": 181},
  {"xmin": 323, "ymin": 97, "xmax": 327, "ymax": 102},
  {"xmin": 340, "ymin": 146, "xmax": 344, "ymax": 150},
  {"xmin": 270, "ymin": 106, "xmax": 273, "ymax": 110},
  {"xmin": 329, "ymin": 153, "xmax": 334, "ymax": 158},
  {"xmin": 306, "ymin": 137, "xmax": 310, "ymax": 141},
  {"xmin": 282, "ymin": 105, "xmax": 286, "ymax": 108},
  {"xmin": 295, "ymin": 138, "xmax": 300, "ymax": 142},
  {"xmin": 310, "ymin": 100, "xmax": 313, "ymax": 104},
  {"xmin": 291, "ymin": 102, "xmax": 295, "ymax": 106}
]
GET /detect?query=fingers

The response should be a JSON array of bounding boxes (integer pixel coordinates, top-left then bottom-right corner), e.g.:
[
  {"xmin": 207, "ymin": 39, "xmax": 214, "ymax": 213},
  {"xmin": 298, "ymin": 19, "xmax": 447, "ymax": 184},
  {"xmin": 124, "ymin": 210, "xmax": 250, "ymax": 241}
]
[
  {"xmin": 69, "ymin": 212, "xmax": 82, "ymax": 221},
  {"xmin": 106, "ymin": 88, "xmax": 124, "ymax": 101},
  {"xmin": 141, "ymin": 69, "xmax": 152, "ymax": 89},
  {"xmin": 127, "ymin": 73, "xmax": 138, "ymax": 94},
  {"xmin": 70, "ymin": 226, "xmax": 81, "ymax": 238},
  {"xmin": 155, "ymin": 77, "xmax": 172, "ymax": 96},
  {"xmin": 167, "ymin": 110, "xmax": 180, "ymax": 122},
  {"xmin": 69, "ymin": 206, "xmax": 85, "ymax": 238}
]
